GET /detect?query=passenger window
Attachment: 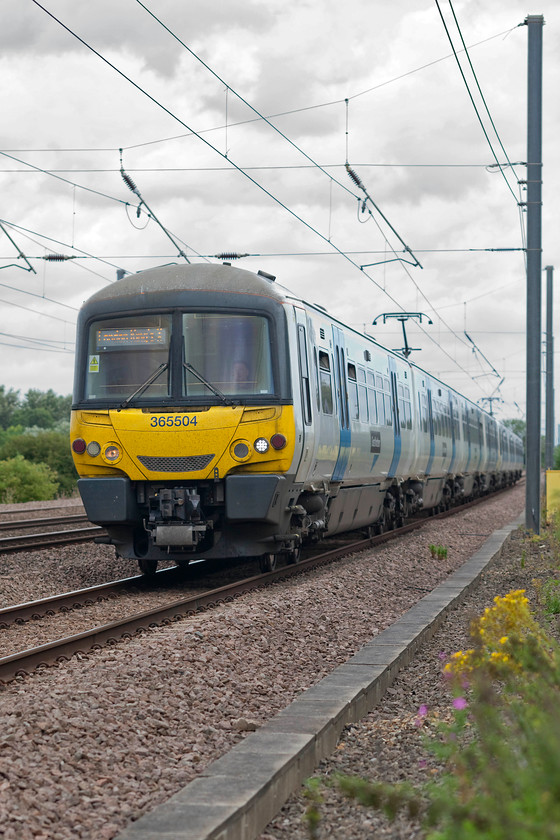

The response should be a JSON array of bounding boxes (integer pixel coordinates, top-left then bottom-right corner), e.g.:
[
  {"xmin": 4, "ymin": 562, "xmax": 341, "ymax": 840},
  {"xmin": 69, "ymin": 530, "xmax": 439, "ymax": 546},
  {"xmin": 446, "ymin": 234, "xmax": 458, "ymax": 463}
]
[
  {"xmin": 347, "ymin": 363, "xmax": 359, "ymax": 421},
  {"xmin": 368, "ymin": 388, "xmax": 378, "ymax": 424},
  {"xmin": 376, "ymin": 391, "xmax": 384, "ymax": 425},
  {"xmin": 398, "ymin": 398, "xmax": 406, "ymax": 428},
  {"xmin": 384, "ymin": 394, "xmax": 392, "ymax": 426},
  {"xmin": 319, "ymin": 351, "xmax": 333, "ymax": 415},
  {"xmin": 313, "ymin": 349, "xmax": 321, "ymax": 411},
  {"xmin": 358, "ymin": 385, "xmax": 368, "ymax": 422}
]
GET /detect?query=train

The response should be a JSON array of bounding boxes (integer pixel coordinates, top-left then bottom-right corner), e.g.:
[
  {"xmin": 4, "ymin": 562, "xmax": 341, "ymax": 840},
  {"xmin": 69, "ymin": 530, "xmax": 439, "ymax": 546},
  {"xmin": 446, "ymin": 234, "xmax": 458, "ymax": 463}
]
[{"xmin": 70, "ymin": 263, "xmax": 524, "ymax": 574}]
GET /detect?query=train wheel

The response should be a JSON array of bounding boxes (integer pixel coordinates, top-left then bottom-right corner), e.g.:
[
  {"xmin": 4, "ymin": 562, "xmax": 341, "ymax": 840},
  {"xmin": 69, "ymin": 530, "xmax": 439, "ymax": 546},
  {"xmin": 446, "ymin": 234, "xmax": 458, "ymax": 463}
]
[
  {"xmin": 286, "ymin": 545, "xmax": 301, "ymax": 565},
  {"xmin": 382, "ymin": 503, "xmax": 395, "ymax": 531},
  {"xmin": 259, "ymin": 553, "xmax": 278, "ymax": 573},
  {"xmin": 138, "ymin": 557, "xmax": 158, "ymax": 576}
]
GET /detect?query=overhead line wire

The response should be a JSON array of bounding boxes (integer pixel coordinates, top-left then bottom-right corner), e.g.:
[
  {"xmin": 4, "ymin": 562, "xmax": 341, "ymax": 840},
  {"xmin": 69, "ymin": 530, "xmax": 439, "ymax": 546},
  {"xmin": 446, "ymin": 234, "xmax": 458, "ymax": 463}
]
[
  {"xmin": 0, "ymin": 149, "xmax": 205, "ymax": 267},
  {"xmin": 28, "ymin": 2, "xmax": 506, "ymax": 397},
  {"xmin": 0, "ymin": 218, "xmax": 122, "ymax": 280},
  {"xmin": 433, "ymin": 1, "xmax": 520, "ymax": 205},
  {"xmin": 0, "ymin": 281, "xmax": 79, "ymax": 312},
  {"xmin": 0, "ymin": 25, "xmax": 517, "ymax": 156},
  {"xmin": 446, "ymin": 1, "xmax": 522, "ymax": 181},
  {"xmin": 0, "ymin": 150, "xmax": 130, "ymax": 207},
  {"xmin": 133, "ymin": 0, "xmax": 417, "ymax": 264},
  {"xmin": 0, "ymin": 161, "xmax": 527, "ymax": 173},
  {"xmin": 445, "ymin": 0, "xmax": 527, "ymax": 263},
  {"xmin": 30, "ymin": 1, "xmax": 419, "ymax": 303},
  {"xmin": 0, "ymin": 295, "xmax": 74, "ymax": 325}
]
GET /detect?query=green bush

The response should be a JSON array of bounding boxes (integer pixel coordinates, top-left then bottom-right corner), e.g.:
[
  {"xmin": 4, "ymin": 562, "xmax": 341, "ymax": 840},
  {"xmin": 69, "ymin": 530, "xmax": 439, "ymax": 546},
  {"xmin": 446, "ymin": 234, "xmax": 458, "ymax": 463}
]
[
  {"xmin": 0, "ymin": 429, "xmax": 77, "ymax": 496},
  {"xmin": 0, "ymin": 455, "xmax": 59, "ymax": 503}
]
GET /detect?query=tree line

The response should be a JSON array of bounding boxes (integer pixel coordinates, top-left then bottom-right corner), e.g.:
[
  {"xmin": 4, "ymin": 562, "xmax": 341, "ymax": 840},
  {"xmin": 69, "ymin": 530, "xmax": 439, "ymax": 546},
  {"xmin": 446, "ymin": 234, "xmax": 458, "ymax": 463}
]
[{"xmin": 0, "ymin": 386, "xmax": 76, "ymax": 503}]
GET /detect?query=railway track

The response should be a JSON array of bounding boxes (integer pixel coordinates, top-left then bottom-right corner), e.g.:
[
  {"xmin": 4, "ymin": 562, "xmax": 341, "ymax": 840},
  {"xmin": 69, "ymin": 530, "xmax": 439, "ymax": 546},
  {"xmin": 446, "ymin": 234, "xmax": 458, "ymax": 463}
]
[
  {"xmin": 0, "ymin": 513, "xmax": 90, "ymax": 531},
  {"xmin": 0, "ymin": 524, "xmax": 104, "ymax": 553},
  {"xmin": 0, "ymin": 510, "xmax": 104, "ymax": 552},
  {"xmin": 0, "ymin": 486, "xmax": 519, "ymax": 684}
]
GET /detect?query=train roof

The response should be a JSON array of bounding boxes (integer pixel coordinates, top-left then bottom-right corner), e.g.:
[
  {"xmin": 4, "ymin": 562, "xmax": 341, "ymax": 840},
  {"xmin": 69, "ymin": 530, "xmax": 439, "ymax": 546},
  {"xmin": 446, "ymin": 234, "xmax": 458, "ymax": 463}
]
[{"xmin": 84, "ymin": 263, "xmax": 290, "ymax": 306}]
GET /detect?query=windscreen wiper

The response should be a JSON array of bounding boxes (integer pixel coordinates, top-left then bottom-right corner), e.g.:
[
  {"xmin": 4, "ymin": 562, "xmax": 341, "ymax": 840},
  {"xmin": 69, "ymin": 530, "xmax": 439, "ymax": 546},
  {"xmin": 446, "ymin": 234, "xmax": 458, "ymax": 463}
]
[
  {"xmin": 120, "ymin": 362, "xmax": 168, "ymax": 409},
  {"xmin": 183, "ymin": 362, "xmax": 235, "ymax": 407}
]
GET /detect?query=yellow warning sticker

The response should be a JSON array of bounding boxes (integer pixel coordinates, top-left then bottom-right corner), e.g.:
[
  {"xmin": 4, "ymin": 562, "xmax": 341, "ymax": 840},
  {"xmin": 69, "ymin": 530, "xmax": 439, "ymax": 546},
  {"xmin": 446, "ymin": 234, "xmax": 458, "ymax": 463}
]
[{"xmin": 89, "ymin": 355, "xmax": 99, "ymax": 373}]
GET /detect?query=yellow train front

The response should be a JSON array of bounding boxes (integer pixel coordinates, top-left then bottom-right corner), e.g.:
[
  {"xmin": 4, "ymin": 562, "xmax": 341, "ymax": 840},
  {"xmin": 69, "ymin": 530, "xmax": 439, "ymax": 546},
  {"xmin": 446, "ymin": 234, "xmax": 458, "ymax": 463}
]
[{"xmin": 70, "ymin": 264, "xmax": 301, "ymax": 574}]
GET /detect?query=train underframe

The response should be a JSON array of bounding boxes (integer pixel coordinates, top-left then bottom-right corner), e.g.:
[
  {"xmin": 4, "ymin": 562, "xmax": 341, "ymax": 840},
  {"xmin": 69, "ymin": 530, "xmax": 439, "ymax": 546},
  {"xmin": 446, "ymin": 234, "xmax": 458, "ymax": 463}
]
[{"xmin": 79, "ymin": 466, "xmax": 522, "ymax": 575}]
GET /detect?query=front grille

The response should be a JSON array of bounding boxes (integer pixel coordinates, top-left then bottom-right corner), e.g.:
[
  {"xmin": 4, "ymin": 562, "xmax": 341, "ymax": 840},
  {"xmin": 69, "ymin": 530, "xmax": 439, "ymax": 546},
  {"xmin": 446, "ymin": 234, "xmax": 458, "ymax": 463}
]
[{"xmin": 137, "ymin": 454, "xmax": 215, "ymax": 472}]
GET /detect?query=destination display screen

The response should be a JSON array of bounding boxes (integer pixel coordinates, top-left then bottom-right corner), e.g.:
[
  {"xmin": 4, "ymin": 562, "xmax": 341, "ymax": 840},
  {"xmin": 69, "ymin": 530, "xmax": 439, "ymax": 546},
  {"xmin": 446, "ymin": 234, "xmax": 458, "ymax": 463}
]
[{"xmin": 96, "ymin": 327, "xmax": 168, "ymax": 349}]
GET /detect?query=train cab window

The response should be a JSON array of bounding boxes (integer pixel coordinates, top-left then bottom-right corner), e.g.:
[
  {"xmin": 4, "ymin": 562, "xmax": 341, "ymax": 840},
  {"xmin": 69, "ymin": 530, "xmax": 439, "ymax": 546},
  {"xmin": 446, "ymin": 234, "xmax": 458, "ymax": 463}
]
[
  {"xmin": 85, "ymin": 314, "xmax": 172, "ymax": 401},
  {"xmin": 182, "ymin": 313, "xmax": 273, "ymax": 397},
  {"xmin": 347, "ymin": 363, "xmax": 359, "ymax": 421},
  {"xmin": 318, "ymin": 351, "xmax": 333, "ymax": 414}
]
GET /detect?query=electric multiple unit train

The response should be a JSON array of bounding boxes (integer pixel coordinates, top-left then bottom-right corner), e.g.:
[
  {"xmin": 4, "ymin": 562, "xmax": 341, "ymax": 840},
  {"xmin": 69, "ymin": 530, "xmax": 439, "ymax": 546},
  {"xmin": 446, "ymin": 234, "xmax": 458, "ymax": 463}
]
[{"xmin": 70, "ymin": 263, "xmax": 523, "ymax": 574}]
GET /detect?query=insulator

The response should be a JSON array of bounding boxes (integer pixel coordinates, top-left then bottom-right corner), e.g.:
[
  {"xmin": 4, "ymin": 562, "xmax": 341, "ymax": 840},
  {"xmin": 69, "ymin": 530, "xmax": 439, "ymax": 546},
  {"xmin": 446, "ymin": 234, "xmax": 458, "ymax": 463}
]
[
  {"xmin": 44, "ymin": 253, "xmax": 71, "ymax": 261},
  {"xmin": 121, "ymin": 170, "xmax": 139, "ymax": 193},
  {"xmin": 214, "ymin": 252, "xmax": 248, "ymax": 260},
  {"xmin": 345, "ymin": 163, "xmax": 364, "ymax": 190}
]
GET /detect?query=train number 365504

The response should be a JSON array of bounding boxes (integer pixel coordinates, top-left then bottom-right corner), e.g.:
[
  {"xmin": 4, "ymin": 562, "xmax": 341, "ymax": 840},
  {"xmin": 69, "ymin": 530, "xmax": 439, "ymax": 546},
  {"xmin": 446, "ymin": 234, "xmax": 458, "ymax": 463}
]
[{"xmin": 149, "ymin": 415, "xmax": 198, "ymax": 428}]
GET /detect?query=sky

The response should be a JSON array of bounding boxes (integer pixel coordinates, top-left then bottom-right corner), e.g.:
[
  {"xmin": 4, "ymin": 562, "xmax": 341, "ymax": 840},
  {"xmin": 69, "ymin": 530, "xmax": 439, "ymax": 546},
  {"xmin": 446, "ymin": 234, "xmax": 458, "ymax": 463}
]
[{"xmin": 0, "ymin": 0, "xmax": 558, "ymax": 426}]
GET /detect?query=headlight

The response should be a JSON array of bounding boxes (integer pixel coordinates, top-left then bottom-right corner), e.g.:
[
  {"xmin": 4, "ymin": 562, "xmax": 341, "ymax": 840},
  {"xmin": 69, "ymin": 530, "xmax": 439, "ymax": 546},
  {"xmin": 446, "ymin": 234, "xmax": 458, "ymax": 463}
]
[
  {"xmin": 254, "ymin": 437, "xmax": 269, "ymax": 454},
  {"xmin": 231, "ymin": 440, "xmax": 251, "ymax": 461},
  {"xmin": 102, "ymin": 443, "xmax": 122, "ymax": 464},
  {"xmin": 86, "ymin": 441, "xmax": 101, "ymax": 457}
]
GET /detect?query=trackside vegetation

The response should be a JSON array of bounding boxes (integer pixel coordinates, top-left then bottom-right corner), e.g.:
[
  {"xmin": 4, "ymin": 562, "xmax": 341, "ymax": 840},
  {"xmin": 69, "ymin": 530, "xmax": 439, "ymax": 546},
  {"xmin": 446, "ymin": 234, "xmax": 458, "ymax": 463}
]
[
  {"xmin": 304, "ymin": 520, "xmax": 560, "ymax": 840},
  {"xmin": 0, "ymin": 385, "xmax": 76, "ymax": 502}
]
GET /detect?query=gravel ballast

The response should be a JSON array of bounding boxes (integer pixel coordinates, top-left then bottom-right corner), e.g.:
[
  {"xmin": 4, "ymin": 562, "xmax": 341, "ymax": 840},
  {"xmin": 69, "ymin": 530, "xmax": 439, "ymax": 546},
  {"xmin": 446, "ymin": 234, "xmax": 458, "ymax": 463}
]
[{"xmin": 0, "ymin": 486, "xmax": 524, "ymax": 840}]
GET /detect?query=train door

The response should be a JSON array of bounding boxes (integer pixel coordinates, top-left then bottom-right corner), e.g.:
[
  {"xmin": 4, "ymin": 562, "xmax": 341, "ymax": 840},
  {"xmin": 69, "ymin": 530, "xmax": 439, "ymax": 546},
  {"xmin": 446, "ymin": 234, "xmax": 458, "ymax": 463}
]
[
  {"xmin": 331, "ymin": 326, "xmax": 351, "ymax": 481},
  {"xmin": 387, "ymin": 359, "xmax": 401, "ymax": 477},
  {"xmin": 425, "ymin": 388, "xmax": 435, "ymax": 475},
  {"xmin": 294, "ymin": 316, "xmax": 316, "ymax": 484},
  {"xmin": 463, "ymin": 403, "xmax": 472, "ymax": 471},
  {"xmin": 448, "ymin": 394, "xmax": 457, "ymax": 473}
]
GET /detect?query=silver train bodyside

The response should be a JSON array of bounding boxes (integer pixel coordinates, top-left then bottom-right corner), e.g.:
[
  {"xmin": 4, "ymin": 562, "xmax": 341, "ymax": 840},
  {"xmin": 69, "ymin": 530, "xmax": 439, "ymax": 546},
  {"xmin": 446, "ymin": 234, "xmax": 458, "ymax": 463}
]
[{"xmin": 280, "ymin": 288, "xmax": 523, "ymax": 540}]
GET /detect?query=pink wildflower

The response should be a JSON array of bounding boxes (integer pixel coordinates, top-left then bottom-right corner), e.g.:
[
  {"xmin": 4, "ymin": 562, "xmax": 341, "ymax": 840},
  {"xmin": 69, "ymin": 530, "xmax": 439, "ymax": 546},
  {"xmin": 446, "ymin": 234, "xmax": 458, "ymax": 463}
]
[
  {"xmin": 413, "ymin": 704, "xmax": 428, "ymax": 728},
  {"xmin": 452, "ymin": 696, "xmax": 468, "ymax": 710}
]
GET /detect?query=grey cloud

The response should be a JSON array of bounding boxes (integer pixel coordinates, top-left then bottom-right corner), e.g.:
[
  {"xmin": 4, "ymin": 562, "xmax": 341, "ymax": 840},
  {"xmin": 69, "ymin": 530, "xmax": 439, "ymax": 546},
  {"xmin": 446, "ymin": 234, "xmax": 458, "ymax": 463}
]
[{"xmin": 4, "ymin": 1, "xmax": 275, "ymax": 77}]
